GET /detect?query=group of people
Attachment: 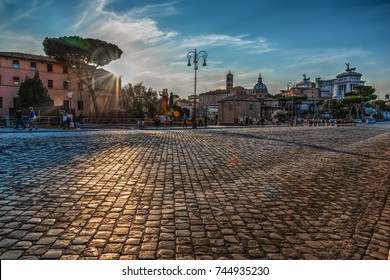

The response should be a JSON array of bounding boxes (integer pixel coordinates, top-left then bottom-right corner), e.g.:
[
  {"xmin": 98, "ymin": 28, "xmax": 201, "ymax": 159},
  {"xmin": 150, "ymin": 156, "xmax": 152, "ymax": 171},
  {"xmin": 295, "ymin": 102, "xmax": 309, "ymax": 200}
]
[
  {"xmin": 14, "ymin": 107, "xmax": 38, "ymax": 131},
  {"xmin": 233, "ymin": 116, "xmax": 265, "ymax": 126},
  {"xmin": 61, "ymin": 110, "xmax": 74, "ymax": 129},
  {"xmin": 13, "ymin": 108, "xmax": 75, "ymax": 130}
]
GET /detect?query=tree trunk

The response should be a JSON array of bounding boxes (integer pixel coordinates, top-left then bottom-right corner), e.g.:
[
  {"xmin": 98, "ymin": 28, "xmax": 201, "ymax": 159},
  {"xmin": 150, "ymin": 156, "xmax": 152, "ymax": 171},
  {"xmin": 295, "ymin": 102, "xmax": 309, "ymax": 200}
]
[
  {"xmin": 87, "ymin": 85, "xmax": 100, "ymax": 118},
  {"xmin": 354, "ymin": 104, "xmax": 360, "ymax": 119}
]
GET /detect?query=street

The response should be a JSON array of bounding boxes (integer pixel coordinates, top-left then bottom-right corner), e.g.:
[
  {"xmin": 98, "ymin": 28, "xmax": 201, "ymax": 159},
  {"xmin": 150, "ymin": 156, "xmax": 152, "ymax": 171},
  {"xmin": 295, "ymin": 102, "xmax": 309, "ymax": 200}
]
[{"xmin": 0, "ymin": 123, "xmax": 389, "ymax": 259}]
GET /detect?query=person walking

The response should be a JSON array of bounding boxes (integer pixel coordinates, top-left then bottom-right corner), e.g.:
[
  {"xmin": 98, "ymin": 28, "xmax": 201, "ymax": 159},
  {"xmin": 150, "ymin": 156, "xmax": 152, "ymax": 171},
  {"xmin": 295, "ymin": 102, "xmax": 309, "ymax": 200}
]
[
  {"xmin": 14, "ymin": 109, "xmax": 26, "ymax": 129},
  {"xmin": 66, "ymin": 112, "xmax": 73, "ymax": 129},
  {"xmin": 62, "ymin": 111, "xmax": 68, "ymax": 129},
  {"xmin": 27, "ymin": 107, "xmax": 38, "ymax": 130}
]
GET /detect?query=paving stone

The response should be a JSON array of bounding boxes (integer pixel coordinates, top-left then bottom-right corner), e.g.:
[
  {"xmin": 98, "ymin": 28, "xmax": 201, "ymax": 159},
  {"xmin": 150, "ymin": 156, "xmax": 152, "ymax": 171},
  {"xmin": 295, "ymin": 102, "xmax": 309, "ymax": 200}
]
[
  {"xmin": 158, "ymin": 241, "xmax": 175, "ymax": 250},
  {"xmin": 138, "ymin": 251, "xmax": 156, "ymax": 260},
  {"xmin": 0, "ymin": 239, "xmax": 18, "ymax": 248},
  {"xmin": 42, "ymin": 250, "xmax": 63, "ymax": 259},
  {"xmin": 0, "ymin": 250, "xmax": 24, "ymax": 259},
  {"xmin": 0, "ymin": 126, "xmax": 389, "ymax": 260},
  {"xmin": 14, "ymin": 241, "xmax": 33, "ymax": 250},
  {"xmin": 248, "ymin": 248, "xmax": 266, "ymax": 258},
  {"xmin": 99, "ymin": 253, "xmax": 121, "ymax": 260},
  {"xmin": 224, "ymin": 235, "xmax": 240, "ymax": 243}
]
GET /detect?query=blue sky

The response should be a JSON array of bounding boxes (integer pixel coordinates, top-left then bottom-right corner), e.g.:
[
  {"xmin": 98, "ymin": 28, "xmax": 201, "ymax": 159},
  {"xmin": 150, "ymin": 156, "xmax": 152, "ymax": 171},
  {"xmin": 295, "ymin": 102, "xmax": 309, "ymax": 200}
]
[{"xmin": 1, "ymin": 0, "xmax": 389, "ymax": 99}]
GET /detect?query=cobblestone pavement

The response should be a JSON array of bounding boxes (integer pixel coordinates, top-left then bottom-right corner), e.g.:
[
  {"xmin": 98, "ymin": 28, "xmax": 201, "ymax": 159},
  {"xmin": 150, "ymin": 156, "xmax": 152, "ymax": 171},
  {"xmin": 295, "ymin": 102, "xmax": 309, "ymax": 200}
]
[{"xmin": 0, "ymin": 123, "xmax": 389, "ymax": 260}]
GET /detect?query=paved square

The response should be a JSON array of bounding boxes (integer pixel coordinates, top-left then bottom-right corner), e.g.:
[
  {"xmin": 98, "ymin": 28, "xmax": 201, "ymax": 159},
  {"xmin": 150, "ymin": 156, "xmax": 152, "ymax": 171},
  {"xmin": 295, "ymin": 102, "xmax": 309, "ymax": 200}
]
[{"xmin": 0, "ymin": 124, "xmax": 389, "ymax": 259}]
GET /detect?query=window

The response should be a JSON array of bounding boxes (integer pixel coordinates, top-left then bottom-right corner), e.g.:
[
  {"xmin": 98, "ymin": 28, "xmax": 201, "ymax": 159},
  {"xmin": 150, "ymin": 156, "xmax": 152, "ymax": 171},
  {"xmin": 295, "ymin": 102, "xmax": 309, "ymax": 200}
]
[
  {"xmin": 78, "ymin": 101, "xmax": 84, "ymax": 110},
  {"xmin": 63, "ymin": 100, "xmax": 69, "ymax": 109},
  {"xmin": 0, "ymin": 97, "xmax": 2, "ymax": 108},
  {"xmin": 228, "ymin": 103, "xmax": 233, "ymax": 111},
  {"xmin": 48, "ymin": 80, "xmax": 53, "ymax": 88},
  {"xmin": 249, "ymin": 104, "xmax": 254, "ymax": 110},
  {"xmin": 13, "ymin": 77, "xmax": 20, "ymax": 86},
  {"xmin": 385, "ymin": 94, "xmax": 389, "ymax": 100},
  {"xmin": 77, "ymin": 81, "xmax": 83, "ymax": 91},
  {"xmin": 47, "ymin": 64, "xmax": 53, "ymax": 72},
  {"xmin": 63, "ymin": 66, "xmax": 68, "ymax": 73},
  {"xmin": 31, "ymin": 62, "xmax": 37, "ymax": 70},
  {"xmin": 64, "ymin": 81, "xmax": 70, "ymax": 90},
  {"xmin": 0, "ymin": 75, "xmax": 1, "ymax": 85},
  {"xmin": 13, "ymin": 60, "xmax": 19, "ymax": 69}
]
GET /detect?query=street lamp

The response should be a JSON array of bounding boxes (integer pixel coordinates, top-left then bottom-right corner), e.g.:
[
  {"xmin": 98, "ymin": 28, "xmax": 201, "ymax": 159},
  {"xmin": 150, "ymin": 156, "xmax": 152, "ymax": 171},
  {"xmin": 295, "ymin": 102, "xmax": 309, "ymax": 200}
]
[
  {"xmin": 187, "ymin": 48, "xmax": 207, "ymax": 128},
  {"xmin": 73, "ymin": 61, "xmax": 84, "ymax": 123},
  {"xmin": 68, "ymin": 91, "xmax": 73, "ymax": 110}
]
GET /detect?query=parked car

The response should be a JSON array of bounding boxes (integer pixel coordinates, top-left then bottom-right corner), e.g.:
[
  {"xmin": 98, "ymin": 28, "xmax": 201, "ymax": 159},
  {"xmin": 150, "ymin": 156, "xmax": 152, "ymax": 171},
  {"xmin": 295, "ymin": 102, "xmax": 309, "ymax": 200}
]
[
  {"xmin": 353, "ymin": 119, "xmax": 363, "ymax": 124},
  {"xmin": 366, "ymin": 118, "xmax": 376, "ymax": 124},
  {"xmin": 329, "ymin": 119, "xmax": 337, "ymax": 124}
]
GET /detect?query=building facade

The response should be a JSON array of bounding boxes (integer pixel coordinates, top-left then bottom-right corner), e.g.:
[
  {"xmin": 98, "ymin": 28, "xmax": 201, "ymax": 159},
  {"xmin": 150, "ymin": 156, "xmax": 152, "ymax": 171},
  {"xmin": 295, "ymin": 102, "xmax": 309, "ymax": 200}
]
[
  {"xmin": 199, "ymin": 71, "xmax": 236, "ymax": 120},
  {"xmin": 0, "ymin": 52, "xmax": 119, "ymax": 119},
  {"xmin": 218, "ymin": 74, "xmax": 279, "ymax": 124},
  {"xmin": 316, "ymin": 64, "xmax": 365, "ymax": 99}
]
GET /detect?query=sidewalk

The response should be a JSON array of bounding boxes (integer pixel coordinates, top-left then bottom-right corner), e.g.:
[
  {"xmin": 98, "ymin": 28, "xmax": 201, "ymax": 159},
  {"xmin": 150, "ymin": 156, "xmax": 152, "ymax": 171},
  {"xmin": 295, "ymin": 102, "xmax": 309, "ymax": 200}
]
[{"xmin": 0, "ymin": 123, "xmax": 241, "ymax": 133}]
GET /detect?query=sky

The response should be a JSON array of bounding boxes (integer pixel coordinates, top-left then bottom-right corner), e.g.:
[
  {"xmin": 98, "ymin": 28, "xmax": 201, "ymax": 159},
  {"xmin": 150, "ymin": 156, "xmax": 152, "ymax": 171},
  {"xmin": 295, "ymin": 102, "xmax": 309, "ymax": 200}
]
[{"xmin": 1, "ymin": 0, "xmax": 390, "ymax": 99}]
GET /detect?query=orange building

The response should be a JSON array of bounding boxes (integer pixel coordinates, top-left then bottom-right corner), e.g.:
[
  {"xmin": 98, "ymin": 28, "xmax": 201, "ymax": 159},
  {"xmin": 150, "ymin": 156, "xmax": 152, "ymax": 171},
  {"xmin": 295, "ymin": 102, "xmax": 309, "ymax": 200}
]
[{"xmin": 0, "ymin": 52, "xmax": 120, "ymax": 119}]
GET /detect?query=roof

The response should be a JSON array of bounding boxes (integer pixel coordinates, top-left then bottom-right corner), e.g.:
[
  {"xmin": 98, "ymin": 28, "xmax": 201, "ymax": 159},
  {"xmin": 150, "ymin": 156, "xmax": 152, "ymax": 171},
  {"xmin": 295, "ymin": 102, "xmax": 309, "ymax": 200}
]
[
  {"xmin": 199, "ymin": 89, "xmax": 229, "ymax": 96},
  {"xmin": 0, "ymin": 52, "xmax": 56, "ymax": 63},
  {"xmin": 253, "ymin": 73, "xmax": 268, "ymax": 93},
  {"xmin": 218, "ymin": 93, "xmax": 276, "ymax": 103},
  {"xmin": 254, "ymin": 83, "xmax": 268, "ymax": 91},
  {"xmin": 336, "ymin": 71, "xmax": 362, "ymax": 78}
]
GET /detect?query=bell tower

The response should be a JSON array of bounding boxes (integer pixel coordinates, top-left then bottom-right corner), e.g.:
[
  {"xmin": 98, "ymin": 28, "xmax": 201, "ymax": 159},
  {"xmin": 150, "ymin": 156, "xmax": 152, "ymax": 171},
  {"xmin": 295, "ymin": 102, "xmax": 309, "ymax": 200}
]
[{"xmin": 226, "ymin": 70, "xmax": 233, "ymax": 92}]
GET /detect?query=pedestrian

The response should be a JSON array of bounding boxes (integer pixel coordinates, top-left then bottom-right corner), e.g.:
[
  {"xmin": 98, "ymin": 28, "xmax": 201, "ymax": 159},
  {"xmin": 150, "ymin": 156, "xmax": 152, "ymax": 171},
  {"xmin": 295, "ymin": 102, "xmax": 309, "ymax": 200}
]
[
  {"xmin": 198, "ymin": 116, "xmax": 204, "ymax": 127},
  {"xmin": 138, "ymin": 118, "xmax": 144, "ymax": 129},
  {"xmin": 27, "ymin": 107, "xmax": 38, "ymax": 130},
  {"xmin": 66, "ymin": 112, "xmax": 73, "ymax": 128},
  {"xmin": 169, "ymin": 116, "xmax": 173, "ymax": 127},
  {"xmin": 14, "ymin": 109, "xmax": 26, "ymax": 129},
  {"xmin": 62, "ymin": 111, "xmax": 68, "ymax": 129}
]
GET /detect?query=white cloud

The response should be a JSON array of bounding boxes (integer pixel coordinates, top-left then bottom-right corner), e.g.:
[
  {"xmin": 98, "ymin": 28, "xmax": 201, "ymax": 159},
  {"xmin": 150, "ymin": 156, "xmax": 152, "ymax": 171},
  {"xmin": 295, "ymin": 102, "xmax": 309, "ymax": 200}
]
[
  {"xmin": 68, "ymin": 1, "xmax": 283, "ymax": 97},
  {"xmin": 126, "ymin": 1, "xmax": 180, "ymax": 18},
  {"xmin": 180, "ymin": 34, "xmax": 276, "ymax": 54}
]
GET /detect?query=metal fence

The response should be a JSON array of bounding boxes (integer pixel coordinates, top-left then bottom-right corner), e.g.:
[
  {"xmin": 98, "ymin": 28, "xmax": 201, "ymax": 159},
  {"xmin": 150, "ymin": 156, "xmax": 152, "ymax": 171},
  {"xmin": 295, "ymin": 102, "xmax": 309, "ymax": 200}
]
[{"xmin": 1, "ymin": 116, "xmax": 62, "ymax": 128}]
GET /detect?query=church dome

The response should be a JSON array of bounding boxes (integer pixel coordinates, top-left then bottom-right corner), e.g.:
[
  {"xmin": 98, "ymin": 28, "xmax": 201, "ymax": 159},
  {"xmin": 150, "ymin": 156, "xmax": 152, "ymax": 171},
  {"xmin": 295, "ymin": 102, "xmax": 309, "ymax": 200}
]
[{"xmin": 253, "ymin": 73, "xmax": 268, "ymax": 94}]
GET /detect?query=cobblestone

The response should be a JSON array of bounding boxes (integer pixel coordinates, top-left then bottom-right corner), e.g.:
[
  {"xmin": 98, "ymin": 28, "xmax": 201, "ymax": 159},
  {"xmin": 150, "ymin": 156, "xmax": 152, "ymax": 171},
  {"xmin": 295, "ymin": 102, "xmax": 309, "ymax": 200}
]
[{"xmin": 0, "ymin": 124, "xmax": 389, "ymax": 259}]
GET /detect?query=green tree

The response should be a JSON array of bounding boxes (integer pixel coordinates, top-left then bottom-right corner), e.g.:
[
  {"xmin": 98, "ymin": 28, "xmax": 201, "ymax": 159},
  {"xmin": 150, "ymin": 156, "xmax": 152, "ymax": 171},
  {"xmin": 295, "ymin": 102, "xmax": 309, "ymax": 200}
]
[
  {"xmin": 43, "ymin": 36, "xmax": 123, "ymax": 117},
  {"xmin": 338, "ymin": 85, "xmax": 376, "ymax": 119},
  {"xmin": 352, "ymin": 85, "xmax": 376, "ymax": 98},
  {"xmin": 169, "ymin": 92, "xmax": 174, "ymax": 108},
  {"xmin": 338, "ymin": 95, "xmax": 365, "ymax": 119},
  {"xmin": 17, "ymin": 71, "xmax": 52, "ymax": 108},
  {"xmin": 368, "ymin": 100, "xmax": 386, "ymax": 118},
  {"xmin": 120, "ymin": 82, "xmax": 160, "ymax": 118},
  {"xmin": 320, "ymin": 99, "xmax": 347, "ymax": 119}
]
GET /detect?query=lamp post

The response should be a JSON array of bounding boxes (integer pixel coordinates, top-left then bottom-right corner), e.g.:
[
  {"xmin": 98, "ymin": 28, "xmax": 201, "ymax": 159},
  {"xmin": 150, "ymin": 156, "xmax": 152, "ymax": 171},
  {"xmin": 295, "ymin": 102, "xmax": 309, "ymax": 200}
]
[
  {"xmin": 68, "ymin": 91, "xmax": 73, "ymax": 110},
  {"xmin": 73, "ymin": 61, "xmax": 84, "ymax": 124},
  {"xmin": 187, "ymin": 48, "xmax": 207, "ymax": 128}
]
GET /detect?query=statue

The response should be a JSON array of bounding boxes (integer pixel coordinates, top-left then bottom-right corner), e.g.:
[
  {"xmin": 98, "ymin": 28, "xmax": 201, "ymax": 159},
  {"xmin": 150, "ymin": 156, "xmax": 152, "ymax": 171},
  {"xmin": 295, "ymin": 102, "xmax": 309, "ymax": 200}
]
[
  {"xmin": 303, "ymin": 74, "xmax": 310, "ymax": 81},
  {"xmin": 346, "ymin": 63, "xmax": 356, "ymax": 72}
]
